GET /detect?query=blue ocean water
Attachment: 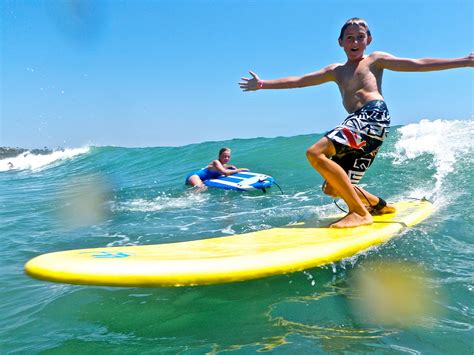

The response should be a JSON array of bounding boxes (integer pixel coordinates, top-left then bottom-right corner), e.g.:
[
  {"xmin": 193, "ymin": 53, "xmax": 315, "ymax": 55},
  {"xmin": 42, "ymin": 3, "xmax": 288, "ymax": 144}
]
[{"xmin": 1, "ymin": 119, "xmax": 473, "ymax": 353}]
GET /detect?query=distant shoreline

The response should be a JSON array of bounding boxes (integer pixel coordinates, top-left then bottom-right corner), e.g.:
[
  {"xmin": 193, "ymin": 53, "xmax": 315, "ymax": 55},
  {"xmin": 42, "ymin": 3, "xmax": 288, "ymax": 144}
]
[{"xmin": 0, "ymin": 147, "xmax": 53, "ymax": 160}]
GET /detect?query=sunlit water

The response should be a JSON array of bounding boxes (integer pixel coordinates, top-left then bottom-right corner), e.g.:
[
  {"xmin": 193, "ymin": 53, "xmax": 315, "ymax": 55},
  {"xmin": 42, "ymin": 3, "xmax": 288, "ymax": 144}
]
[{"xmin": 1, "ymin": 119, "xmax": 473, "ymax": 353}]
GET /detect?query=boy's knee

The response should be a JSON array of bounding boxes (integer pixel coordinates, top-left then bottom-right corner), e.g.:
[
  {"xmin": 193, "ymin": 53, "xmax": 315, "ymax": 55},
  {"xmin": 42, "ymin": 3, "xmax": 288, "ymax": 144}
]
[
  {"xmin": 306, "ymin": 146, "xmax": 322, "ymax": 162},
  {"xmin": 306, "ymin": 149, "xmax": 328, "ymax": 171},
  {"xmin": 322, "ymin": 181, "xmax": 338, "ymax": 197},
  {"xmin": 306, "ymin": 139, "xmax": 334, "ymax": 166}
]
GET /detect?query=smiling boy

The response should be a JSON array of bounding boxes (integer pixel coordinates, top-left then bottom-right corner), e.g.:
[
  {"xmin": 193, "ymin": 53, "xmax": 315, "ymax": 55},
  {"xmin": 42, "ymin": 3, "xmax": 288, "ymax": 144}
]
[{"xmin": 239, "ymin": 18, "xmax": 473, "ymax": 228}]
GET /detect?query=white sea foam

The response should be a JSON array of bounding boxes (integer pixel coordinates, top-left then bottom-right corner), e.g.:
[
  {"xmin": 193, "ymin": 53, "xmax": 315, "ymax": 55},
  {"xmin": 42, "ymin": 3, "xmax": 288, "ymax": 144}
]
[
  {"xmin": 390, "ymin": 119, "xmax": 473, "ymax": 200},
  {"xmin": 113, "ymin": 192, "xmax": 209, "ymax": 212},
  {"xmin": 0, "ymin": 146, "xmax": 90, "ymax": 172}
]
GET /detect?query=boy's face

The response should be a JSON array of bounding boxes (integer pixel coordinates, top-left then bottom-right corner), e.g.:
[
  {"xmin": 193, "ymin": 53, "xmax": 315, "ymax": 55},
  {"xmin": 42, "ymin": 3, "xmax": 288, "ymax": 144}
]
[
  {"xmin": 219, "ymin": 150, "xmax": 231, "ymax": 164},
  {"xmin": 339, "ymin": 24, "xmax": 372, "ymax": 61}
]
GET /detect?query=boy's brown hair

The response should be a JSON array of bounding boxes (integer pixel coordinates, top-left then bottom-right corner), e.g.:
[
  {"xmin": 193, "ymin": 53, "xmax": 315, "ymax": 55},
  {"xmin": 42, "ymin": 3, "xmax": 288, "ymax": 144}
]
[
  {"xmin": 338, "ymin": 18, "xmax": 371, "ymax": 41},
  {"xmin": 218, "ymin": 147, "xmax": 230, "ymax": 156}
]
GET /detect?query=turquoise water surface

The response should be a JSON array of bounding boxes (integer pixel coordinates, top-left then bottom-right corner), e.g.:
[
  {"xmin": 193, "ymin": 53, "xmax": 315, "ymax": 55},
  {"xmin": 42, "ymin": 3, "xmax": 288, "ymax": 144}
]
[{"xmin": 1, "ymin": 119, "xmax": 473, "ymax": 353}]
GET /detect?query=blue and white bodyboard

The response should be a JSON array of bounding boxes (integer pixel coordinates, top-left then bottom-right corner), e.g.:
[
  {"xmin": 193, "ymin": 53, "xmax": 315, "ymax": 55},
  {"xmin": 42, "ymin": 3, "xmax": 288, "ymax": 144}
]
[{"xmin": 204, "ymin": 172, "xmax": 274, "ymax": 192}]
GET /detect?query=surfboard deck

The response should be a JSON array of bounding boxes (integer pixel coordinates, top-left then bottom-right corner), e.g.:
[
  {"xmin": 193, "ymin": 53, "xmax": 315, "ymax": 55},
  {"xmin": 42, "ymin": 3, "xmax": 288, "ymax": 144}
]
[
  {"xmin": 204, "ymin": 171, "xmax": 274, "ymax": 191},
  {"xmin": 25, "ymin": 200, "xmax": 433, "ymax": 287}
]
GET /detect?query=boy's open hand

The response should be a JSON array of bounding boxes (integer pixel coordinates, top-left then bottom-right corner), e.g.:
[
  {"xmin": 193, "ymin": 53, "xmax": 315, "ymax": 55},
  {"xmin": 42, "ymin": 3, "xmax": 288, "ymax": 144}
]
[{"xmin": 239, "ymin": 71, "xmax": 261, "ymax": 91}]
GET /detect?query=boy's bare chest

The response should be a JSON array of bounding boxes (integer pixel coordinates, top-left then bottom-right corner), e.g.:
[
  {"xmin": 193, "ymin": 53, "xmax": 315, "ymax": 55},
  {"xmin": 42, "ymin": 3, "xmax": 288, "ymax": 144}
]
[{"xmin": 336, "ymin": 64, "xmax": 377, "ymax": 88}]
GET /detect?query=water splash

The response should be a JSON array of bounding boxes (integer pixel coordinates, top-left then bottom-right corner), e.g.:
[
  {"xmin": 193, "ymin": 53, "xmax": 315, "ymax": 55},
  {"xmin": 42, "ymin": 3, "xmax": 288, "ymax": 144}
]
[
  {"xmin": 112, "ymin": 192, "xmax": 209, "ymax": 212},
  {"xmin": 0, "ymin": 147, "xmax": 90, "ymax": 172},
  {"xmin": 390, "ymin": 119, "xmax": 473, "ymax": 198}
]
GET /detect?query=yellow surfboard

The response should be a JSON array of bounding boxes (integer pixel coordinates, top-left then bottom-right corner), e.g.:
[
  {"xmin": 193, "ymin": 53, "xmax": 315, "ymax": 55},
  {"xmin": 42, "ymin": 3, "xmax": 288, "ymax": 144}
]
[{"xmin": 25, "ymin": 200, "xmax": 433, "ymax": 287}]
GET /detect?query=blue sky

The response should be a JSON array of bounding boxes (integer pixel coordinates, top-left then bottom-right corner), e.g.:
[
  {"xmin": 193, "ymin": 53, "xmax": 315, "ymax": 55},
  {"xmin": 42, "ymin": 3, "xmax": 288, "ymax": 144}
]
[{"xmin": 1, "ymin": 0, "xmax": 473, "ymax": 149}]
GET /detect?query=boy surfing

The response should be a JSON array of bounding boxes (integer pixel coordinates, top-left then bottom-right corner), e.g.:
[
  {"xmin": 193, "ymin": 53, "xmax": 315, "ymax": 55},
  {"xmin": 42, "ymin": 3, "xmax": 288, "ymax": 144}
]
[{"xmin": 240, "ymin": 18, "xmax": 473, "ymax": 228}]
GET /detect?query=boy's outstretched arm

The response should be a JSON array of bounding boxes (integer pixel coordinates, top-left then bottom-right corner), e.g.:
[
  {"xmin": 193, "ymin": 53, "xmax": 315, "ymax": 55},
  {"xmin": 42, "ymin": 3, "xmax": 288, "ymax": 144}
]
[
  {"xmin": 375, "ymin": 52, "xmax": 473, "ymax": 72},
  {"xmin": 239, "ymin": 65, "xmax": 338, "ymax": 91}
]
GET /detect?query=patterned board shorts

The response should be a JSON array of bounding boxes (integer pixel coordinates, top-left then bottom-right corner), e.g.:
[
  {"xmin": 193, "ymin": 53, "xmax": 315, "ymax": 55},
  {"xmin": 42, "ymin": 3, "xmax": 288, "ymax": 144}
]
[{"xmin": 325, "ymin": 100, "xmax": 390, "ymax": 184}]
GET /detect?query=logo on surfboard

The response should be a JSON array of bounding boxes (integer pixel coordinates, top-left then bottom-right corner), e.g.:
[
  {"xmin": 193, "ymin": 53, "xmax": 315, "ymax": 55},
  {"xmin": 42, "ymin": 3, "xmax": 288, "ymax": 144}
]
[{"xmin": 79, "ymin": 251, "xmax": 131, "ymax": 258}]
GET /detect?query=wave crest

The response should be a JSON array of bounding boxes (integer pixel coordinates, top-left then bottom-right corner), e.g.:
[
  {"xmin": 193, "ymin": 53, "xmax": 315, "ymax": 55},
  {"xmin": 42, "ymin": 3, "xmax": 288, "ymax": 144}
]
[
  {"xmin": 391, "ymin": 119, "xmax": 473, "ymax": 199},
  {"xmin": 0, "ymin": 146, "xmax": 90, "ymax": 172}
]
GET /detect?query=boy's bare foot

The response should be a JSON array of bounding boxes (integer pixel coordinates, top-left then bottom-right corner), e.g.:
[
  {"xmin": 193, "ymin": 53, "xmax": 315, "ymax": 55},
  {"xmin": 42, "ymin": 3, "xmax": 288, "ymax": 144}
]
[
  {"xmin": 369, "ymin": 203, "xmax": 396, "ymax": 215},
  {"xmin": 330, "ymin": 212, "xmax": 373, "ymax": 228},
  {"xmin": 365, "ymin": 197, "xmax": 396, "ymax": 216}
]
